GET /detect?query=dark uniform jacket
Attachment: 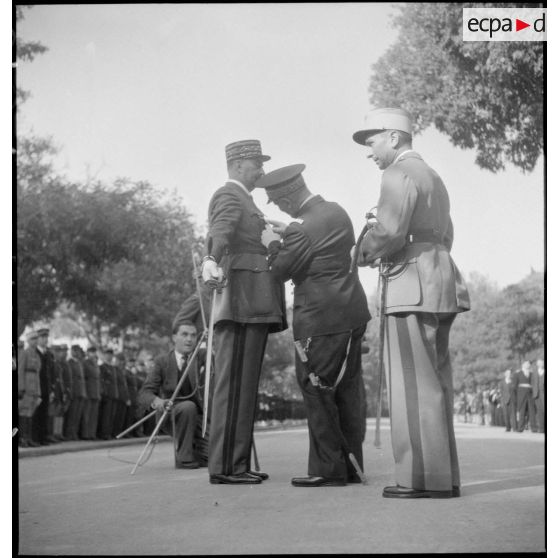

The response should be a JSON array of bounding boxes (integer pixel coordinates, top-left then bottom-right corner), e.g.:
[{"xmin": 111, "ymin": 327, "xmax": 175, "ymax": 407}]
[
  {"xmin": 358, "ymin": 151, "xmax": 470, "ymax": 315},
  {"xmin": 269, "ymin": 195, "xmax": 370, "ymax": 340},
  {"xmin": 138, "ymin": 350, "xmax": 202, "ymax": 413},
  {"xmin": 206, "ymin": 182, "xmax": 287, "ymax": 331},
  {"xmin": 115, "ymin": 365, "xmax": 130, "ymax": 403},
  {"xmin": 82, "ymin": 358, "xmax": 101, "ymax": 400},
  {"xmin": 500, "ymin": 378, "xmax": 517, "ymax": 405},
  {"xmin": 68, "ymin": 357, "xmax": 87, "ymax": 399},
  {"xmin": 100, "ymin": 363, "xmax": 119, "ymax": 400}
]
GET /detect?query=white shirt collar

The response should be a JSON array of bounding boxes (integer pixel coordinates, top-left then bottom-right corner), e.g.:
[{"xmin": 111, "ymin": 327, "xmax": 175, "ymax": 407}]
[
  {"xmin": 393, "ymin": 149, "xmax": 417, "ymax": 165},
  {"xmin": 175, "ymin": 350, "xmax": 188, "ymax": 368},
  {"xmin": 299, "ymin": 193, "xmax": 318, "ymax": 210},
  {"xmin": 227, "ymin": 179, "xmax": 252, "ymax": 197}
]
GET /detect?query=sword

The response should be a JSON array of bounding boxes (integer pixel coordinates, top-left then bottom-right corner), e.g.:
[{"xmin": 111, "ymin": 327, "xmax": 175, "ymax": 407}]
[
  {"xmin": 191, "ymin": 249, "xmax": 208, "ymax": 331},
  {"xmin": 374, "ymin": 261, "xmax": 388, "ymax": 448},
  {"xmin": 294, "ymin": 341, "xmax": 367, "ymax": 485},
  {"xmin": 201, "ymin": 289, "xmax": 217, "ymax": 439}
]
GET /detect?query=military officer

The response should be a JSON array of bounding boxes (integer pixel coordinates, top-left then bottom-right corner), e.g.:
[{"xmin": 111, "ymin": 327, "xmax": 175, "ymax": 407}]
[
  {"xmin": 81, "ymin": 346, "xmax": 102, "ymax": 440},
  {"xmin": 257, "ymin": 164, "xmax": 371, "ymax": 486},
  {"xmin": 18, "ymin": 330, "xmax": 42, "ymax": 447},
  {"xmin": 201, "ymin": 139, "xmax": 287, "ymax": 484},
  {"xmin": 353, "ymin": 107, "xmax": 470, "ymax": 498}
]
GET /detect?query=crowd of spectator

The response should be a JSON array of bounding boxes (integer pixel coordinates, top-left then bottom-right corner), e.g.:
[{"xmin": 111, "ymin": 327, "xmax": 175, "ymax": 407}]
[
  {"xmin": 454, "ymin": 359, "xmax": 545, "ymax": 433},
  {"xmin": 17, "ymin": 326, "xmax": 157, "ymax": 448}
]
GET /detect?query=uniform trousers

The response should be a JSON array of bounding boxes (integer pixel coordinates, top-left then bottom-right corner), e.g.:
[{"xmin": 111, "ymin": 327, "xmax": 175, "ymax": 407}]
[
  {"xmin": 208, "ymin": 322, "xmax": 269, "ymax": 476},
  {"xmin": 295, "ymin": 325, "xmax": 366, "ymax": 480},
  {"xmin": 98, "ymin": 398, "xmax": 117, "ymax": 439},
  {"xmin": 503, "ymin": 400, "xmax": 517, "ymax": 431},
  {"xmin": 64, "ymin": 397, "xmax": 84, "ymax": 440},
  {"xmin": 534, "ymin": 395, "xmax": 544, "ymax": 433},
  {"xmin": 517, "ymin": 388, "xmax": 535, "ymax": 432},
  {"xmin": 385, "ymin": 312, "xmax": 459, "ymax": 491}
]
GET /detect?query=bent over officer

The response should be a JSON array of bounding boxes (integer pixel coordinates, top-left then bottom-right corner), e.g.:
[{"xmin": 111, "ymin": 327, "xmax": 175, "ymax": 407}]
[
  {"xmin": 353, "ymin": 107, "xmax": 470, "ymax": 498},
  {"xmin": 201, "ymin": 140, "xmax": 287, "ymax": 485},
  {"xmin": 257, "ymin": 164, "xmax": 370, "ymax": 486}
]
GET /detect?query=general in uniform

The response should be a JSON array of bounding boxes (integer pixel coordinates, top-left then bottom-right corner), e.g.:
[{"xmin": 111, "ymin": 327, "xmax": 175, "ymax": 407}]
[
  {"xmin": 354, "ymin": 108, "xmax": 470, "ymax": 498},
  {"xmin": 258, "ymin": 164, "xmax": 371, "ymax": 486},
  {"xmin": 201, "ymin": 139, "xmax": 287, "ymax": 485}
]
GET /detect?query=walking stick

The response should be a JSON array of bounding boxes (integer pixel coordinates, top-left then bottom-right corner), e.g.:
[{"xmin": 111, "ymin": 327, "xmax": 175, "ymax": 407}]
[
  {"xmin": 294, "ymin": 341, "xmax": 367, "ymax": 485},
  {"xmin": 130, "ymin": 334, "xmax": 206, "ymax": 475},
  {"xmin": 374, "ymin": 262, "xmax": 388, "ymax": 448},
  {"xmin": 115, "ymin": 409, "xmax": 157, "ymax": 440},
  {"xmin": 201, "ymin": 289, "xmax": 217, "ymax": 439}
]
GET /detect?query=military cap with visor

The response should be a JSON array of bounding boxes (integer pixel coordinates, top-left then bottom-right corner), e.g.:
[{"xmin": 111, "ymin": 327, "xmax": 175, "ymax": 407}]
[
  {"xmin": 225, "ymin": 139, "xmax": 271, "ymax": 164},
  {"xmin": 353, "ymin": 107, "xmax": 413, "ymax": 145},
  {"xmin": 255, "ymin": 164, "xmax": 306, "ymax": 204}
]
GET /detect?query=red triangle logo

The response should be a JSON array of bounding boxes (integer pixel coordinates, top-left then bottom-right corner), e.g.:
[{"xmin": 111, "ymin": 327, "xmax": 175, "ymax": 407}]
[{"xmin": 516, "ymin": 19, "xmax": 530, "ymax": 31}]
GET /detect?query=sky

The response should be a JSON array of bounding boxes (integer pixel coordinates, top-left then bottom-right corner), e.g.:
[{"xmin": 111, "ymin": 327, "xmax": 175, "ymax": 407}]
[{"xmin": 15, "ymin": 2, "xmax": 545, "ymax": 300}]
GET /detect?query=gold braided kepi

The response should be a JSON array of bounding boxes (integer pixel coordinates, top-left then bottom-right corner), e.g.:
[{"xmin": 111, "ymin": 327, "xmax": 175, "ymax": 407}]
[{"xmin": 225, "ymin": 139, "xmax": 271, "ymax": 163}]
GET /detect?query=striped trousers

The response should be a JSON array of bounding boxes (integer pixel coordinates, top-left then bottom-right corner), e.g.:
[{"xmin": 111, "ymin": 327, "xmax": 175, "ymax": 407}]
[
  {"xmin": 385, "ymin": 312, "xmax": 459, "ymax": 491},
  {"xmin": 208, "ymin": 322, "xmax": 269, "ymax": 476}
]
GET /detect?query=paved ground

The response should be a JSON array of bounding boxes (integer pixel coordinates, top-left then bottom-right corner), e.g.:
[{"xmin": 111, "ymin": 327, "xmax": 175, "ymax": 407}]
[{"xmin": 16, "ymin": 420, "xmax": 545, "ymax": 555}]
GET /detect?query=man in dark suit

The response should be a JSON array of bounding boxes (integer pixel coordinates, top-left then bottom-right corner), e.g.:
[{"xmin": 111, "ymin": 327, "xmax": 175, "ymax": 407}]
[
  {"xmin": 500, "ymin": 369, "xmax": 518, "ymax": 432},
  {"xmin": 353, "ymin": 108, "xmax": 470, "ymax": 499},
  {"xmin": 64, "ymin": 345, "xmax": 87, "ymax": 441},
  {"xmin": 33, "ymin": 327, "xmax": 56, "ymax": 445},
  {"xmin": 98, "ymin": 348, "xmax": 118, "ymax": 440},
  {"xmin": 516, "ymin": 360, "xmax": 536, "ymax": 432},
  {"xmin": 258, "ymin": 164, "xmax": 371, "ymax": 486},
  {"xmin": 80, "ymin": 346, "xmax": 102, "ymax": 440},
  {"xmin": 532, "ymin": 359, "xmax": 545, "ymax": 433},
  {"xmin": 201, "ymin": 139, "xmax": 287, "ymax": 485},
  {"xmin": 138, "ymin": 320, "xmax": 203, "ymax": 469}
]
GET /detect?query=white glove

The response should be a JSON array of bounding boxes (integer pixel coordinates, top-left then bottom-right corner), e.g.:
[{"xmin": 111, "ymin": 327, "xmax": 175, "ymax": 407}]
[
  {"xmin": 201, "ymin": 258, "xmax": 224, "ymax": 285},
  {"xmin": 261, "ymin": 225, "xmax": 282, "ymax": 248}
]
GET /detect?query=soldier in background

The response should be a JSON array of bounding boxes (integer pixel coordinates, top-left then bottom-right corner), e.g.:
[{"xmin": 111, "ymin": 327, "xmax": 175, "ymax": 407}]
[
  {"xmin": 81, "ymin": 346, "xmax": 102, "ymax": 440},
  {"xmin": 516, "ymin": 361, "xmax": 536, "ymax": 433},
  {"xmin": 34, "ymin": 327, "xmax": 55, "ymax": 445},
  {"xmin": 64, "ymin": 345, "xmax": 87, "ymax": 440},
  {"xmin": 532, "ymin": 358, "xmax": 545, "ymax": 433},
  {"xmin": 112, "ymin": 353, "xmax": 131, "ymax": 438},
  {"xmin": 98, "ymin": 348, "xmax": 118, "ymax": 440},
  {"xmin": 124, "ymin": 358, "xmax": 142, "ymax": 437},
  {"xmin": 500, "ymin": 369, "xmax": 517, "ymax": 432},
  {"xmin": 18, "ymin": 330, "xmax": 42, "ymax": 447},
  {"xmin": 51, "ymin": 345, "xmax": 70, "ymax": 441}
]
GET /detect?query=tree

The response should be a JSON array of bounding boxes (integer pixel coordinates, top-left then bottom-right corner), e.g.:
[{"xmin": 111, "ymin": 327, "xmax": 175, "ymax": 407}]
[
  {"xmin": 16, "ymin": 135, "xmax": 202, "ymax": 338},
  {"xmin": 368, "ymin": 3, "xmax": 544, "ymax": 172},
  {"xmin": 15, "ymin": 5, "xmax": 48, "ymax": 106}
]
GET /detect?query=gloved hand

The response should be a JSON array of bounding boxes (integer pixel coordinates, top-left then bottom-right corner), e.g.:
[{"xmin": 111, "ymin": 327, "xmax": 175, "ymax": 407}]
[
  {"xmin": 201, "ymin": 258, "xmax": 224, "ymax": 287},
  {"xmin": 261, "ymin": 225, "xmax": 282, "ymax": 249}
]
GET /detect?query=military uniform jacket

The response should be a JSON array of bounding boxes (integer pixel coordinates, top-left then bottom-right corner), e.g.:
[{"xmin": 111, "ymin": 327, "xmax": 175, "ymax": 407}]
[
  {"xmin": 138, "ymin": 350, "xmax": 202, "ymax": 413},
  {"xmin": 206, "ymin": 182, "xmax": 287, "ymax": 331},
  {"xmin": 82, "ymin": 358, "xmax": 101, "ymax": 400},
  {"xmin": 358, "ymin": 152, "xmax": 470, "ymax": 315},
  {"xmin": 18, "ymin": 347, "xmax": 41, "ymax": 397},
  {"xmin": 269, "ymin": 195, "xmax": 371, "ymax": 340},
  {"xmin": 100, "ymin": 363, "xmax": 118, "ymax": 400},
  {"xmin": 68, "ymin": 358, "xmax": 87, "ymax": 399},
  {"xmin": 500, "ymin": 378, "xmax": 517, "ymax": 405}
]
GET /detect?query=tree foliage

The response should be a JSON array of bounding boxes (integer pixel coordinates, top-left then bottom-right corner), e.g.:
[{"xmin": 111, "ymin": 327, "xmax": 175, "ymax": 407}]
[
  {"xmin": 15, "ymin": 6, "xmax": 48, "ymax": 106},
  {"xmin": 16, "ymin": 135, "xmax": 202, "ymax": 338},
  {"xmin": 368, "ymin": 3, "xmax": 544, "ymax": 172}
]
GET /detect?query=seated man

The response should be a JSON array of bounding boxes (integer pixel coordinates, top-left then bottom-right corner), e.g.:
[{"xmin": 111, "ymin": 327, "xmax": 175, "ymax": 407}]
[{"xmin": 138, "ymin": 319, "xmax": 205, "ymax": 469}]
